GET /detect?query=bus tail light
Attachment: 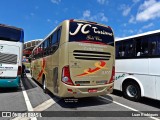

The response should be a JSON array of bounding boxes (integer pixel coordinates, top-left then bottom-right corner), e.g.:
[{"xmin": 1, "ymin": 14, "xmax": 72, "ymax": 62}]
[
  {"xmin": 106, "ymin": 66, "xmax": 115, "ymax": 84},
  {"xmin": 17, "ymin": 66, "xmax": 22, "ymax": 75},
  {"xmin": 62, "ymin": 65, "xmax": 74, "ymax": 86}
]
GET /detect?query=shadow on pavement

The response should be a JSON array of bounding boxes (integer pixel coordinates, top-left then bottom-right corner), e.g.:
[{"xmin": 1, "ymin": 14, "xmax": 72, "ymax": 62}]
[
  {"xmin": 55, "ymin": 95, "xmax": 113, "ymax": 109},
  {"xmin": 112, "ymin": 89, "xmax": 123, "ymax": 97},
  {"xmin": 0, "ymin": 87, "xmax": 22, "ymax": 93},
  {"xmin": 112, "ymin": 89, "xmax": 160, "ymax": 109},
  {"xmin": 140, "ymin": 97, "xmax": 160, "ymax": 109},
  {"xmin": 21, "ymin": 75, "xmax": 37, "ymax": 90}
]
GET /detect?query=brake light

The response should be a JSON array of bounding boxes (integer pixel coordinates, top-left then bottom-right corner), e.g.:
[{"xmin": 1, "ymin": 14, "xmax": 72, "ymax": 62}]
[
  {"xmin": 107, "ymin": 66, "xmax": 115, "ymax": 84},
  {"xmin": 17, "ymin": 66, "xmax": 22, "ymax": 75},
  {"xmin": 62, "ymin": 65, "xmax": 74, "ymax": 86}
]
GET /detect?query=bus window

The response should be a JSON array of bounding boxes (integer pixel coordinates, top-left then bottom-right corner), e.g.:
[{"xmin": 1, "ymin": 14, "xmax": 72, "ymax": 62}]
[
  {"xmin": 44, "ymin": 40, "xmax": 48, "ymax": 56},
  {"xmin": 135, "ymin": 37, "xmax": 148, "ymax": 57},
  {"xmin": 116, "ymin": 41, "xmax": 123, "ymax": 58},
  {"xmin": 57, "ymin": 28, "xmax": 61, "ymax": 42},
  {"xmin": 148, "ymin": 36, "xmax": 157, "ymax": 56},
  {"xmin": 141, "ymin": 38, "xmax": 149, "ymax": 56},
  {"xmin": 51, "ymin": 28, "xmax": 61, "ymax": 54},
  {"xmin": 157, "ymin": 35, "xmax": 160, "ymax": 55},
  {"xmin": 69, "ymin": 22, "xmax": 114, "ymax": 46},
  {"xmin": 124, "ymin": 39, "xmax": 135, "ymax": 57}
]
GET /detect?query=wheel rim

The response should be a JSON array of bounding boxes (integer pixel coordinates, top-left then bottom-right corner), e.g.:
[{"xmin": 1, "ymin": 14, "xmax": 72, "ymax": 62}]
[{"xmin": 126, "ymin": 85, "xmax": 137, "ymax": 97}]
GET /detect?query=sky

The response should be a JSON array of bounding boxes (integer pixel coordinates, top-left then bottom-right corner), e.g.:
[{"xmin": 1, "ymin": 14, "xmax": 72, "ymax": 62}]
[{"xmin": 0, "ymin": 0, "xmax": 160, "ymax": 42}]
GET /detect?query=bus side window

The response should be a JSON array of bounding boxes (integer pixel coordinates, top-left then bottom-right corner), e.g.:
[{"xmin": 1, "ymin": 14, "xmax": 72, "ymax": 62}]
[
  {"xmin": 148, "ymin": 35, "xmax": 160, "ymax": 56},
  {"xmin": 44, "ymin": 40, "xmax": 48, "ymax": 56},
  {"xmin": 157, "ymin": 35, "xmax": 160, "ymax": 55},
  {"xmin": 141, "ymin": 38, "xmax": 149, "ymax": 56},
  {"xmin": 124, "ymin": 39, "xmax": 135, "ymax": 57},
  {"xmin": 51, "ymin": 27, "xmax": 61, "ymax": 54},
  {"xmin": 48, "ymin": 36, "xmax": 52, "ymax": 55},
  {"xmin": 57, "ymin": 28, "xmax": 61, "ymax": 42},
  {"xmin": 51, "ymin": 32, "xmax": 57, "ymax": 53},
  {"xmin": 135, "ymin": 37, "xmax": 144, "ymax": 57},
  {"xmin": 116, "ymin": 41, "xmax": 123, "ymax": 58}
]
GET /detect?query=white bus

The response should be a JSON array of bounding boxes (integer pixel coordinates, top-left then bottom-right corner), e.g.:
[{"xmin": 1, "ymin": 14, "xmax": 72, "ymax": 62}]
[
  {"xmin": 0, "ymin": 24, "xmax": 24, "ymax": 89},
  {"xmin": 114, "ymin": 30, "xmax": 160, "ymax": 101}
]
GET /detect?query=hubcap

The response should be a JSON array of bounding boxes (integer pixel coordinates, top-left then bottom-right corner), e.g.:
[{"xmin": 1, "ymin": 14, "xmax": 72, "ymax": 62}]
[{"xmin": 126, "ymin": 85, "xmax": 137, "ymax": 97}]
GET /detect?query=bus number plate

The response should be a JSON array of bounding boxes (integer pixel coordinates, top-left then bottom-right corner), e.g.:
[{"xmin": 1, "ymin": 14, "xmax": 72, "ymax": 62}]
[{"xmin": 88, "ymin": 88, "xmax": 97, "ymax": 93}]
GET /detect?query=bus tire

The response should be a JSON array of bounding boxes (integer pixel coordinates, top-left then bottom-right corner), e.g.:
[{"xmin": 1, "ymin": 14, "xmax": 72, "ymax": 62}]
[
  {"xmin": 42, "ymin": 75, "xmax": 47, "ymax": 93},
  {"xmin": 123, "ymin": 81, "xmax": 141, "ymax": 102}
]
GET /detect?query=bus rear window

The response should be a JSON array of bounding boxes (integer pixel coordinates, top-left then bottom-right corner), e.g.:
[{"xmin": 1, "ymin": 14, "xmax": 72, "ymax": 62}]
[
  {"xmin": 0, "ymin": 26, "xmax": 23, "ymax": 42},
  {"xmin": 69, "ymin": 21, "xmax": 114, "ymax": 46}
]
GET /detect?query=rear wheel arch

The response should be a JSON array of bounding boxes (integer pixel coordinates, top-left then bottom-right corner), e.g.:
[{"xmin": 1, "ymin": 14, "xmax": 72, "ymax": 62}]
[{"xmin": 122, "ymin": 78, "xmax": 142, "ymax": 101}]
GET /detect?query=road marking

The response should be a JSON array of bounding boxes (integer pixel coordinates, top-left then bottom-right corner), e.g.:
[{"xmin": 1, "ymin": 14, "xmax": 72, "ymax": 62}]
[
  {"xmin": 21, "ymin": 81, "xmax": 37, "ymax": 120},
  {"xmin": 12, "ymin": 77, "xmax": 58, "ymax": 120},
  {"xmin": 12, "ymin": 98, "xmax": 58, "ymax": 120},
  {"xmin": 33, "ymin": 98, "xmax": 57, "ymax": 111},
  {"xmin": 100, "ymin": 96, "xmax": 160, "ymax": 120}
]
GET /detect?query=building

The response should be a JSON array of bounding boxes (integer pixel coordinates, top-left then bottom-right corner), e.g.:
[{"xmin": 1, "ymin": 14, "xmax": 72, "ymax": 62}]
[{"xmin": 23, "ymin": 39, "xmax": 42, "ymax": 61}]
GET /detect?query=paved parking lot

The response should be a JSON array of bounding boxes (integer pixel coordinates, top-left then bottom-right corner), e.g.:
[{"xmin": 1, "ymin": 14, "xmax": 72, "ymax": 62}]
[{"xmin": 0, "ymin": 74, "xmax": 159, "ymax": 120}]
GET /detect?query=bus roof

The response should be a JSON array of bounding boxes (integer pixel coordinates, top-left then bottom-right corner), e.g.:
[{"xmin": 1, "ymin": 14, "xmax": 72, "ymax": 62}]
[
  {"xmin": 32, "ymin": 19, "xmax": 113, "ymax": 52},
  {"xmin": 116, "ymin": 29, "xmax": 160, "ymax": 42},
  {"xmin": 0, "ymin": 24, "xmax": 23, "ymax": 31}
]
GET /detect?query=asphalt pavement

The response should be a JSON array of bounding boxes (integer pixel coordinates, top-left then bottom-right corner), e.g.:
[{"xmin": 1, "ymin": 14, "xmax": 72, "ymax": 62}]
[{"xmin": 0, "ymin": 73, "xmax": 159, "ymax": 120}]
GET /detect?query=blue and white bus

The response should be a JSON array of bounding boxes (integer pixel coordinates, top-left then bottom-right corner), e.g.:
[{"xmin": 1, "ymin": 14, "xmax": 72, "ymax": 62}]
[{"xmin": 0, "ymin": 24, "xmax": 24, "ymax": 88}]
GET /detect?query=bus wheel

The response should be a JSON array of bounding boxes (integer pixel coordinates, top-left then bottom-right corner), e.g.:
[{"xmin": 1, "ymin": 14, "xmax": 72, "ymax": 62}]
[
  {"xmin": 123, "ymin": 81, "xmax": 141, "ymax": 102},
  {"xmin": 42, "ymin": 75, "xmax": 47, "ymax": 93}
]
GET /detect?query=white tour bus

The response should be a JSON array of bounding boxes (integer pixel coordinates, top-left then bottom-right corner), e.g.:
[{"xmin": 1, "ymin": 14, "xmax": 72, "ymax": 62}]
[
  {"xmin": 114, "ymin": 30, "xmax": 160, "ymax": 101},
  {"xmin": 0, "ymin": 24, "xmax": 24, "ymax": 88}
]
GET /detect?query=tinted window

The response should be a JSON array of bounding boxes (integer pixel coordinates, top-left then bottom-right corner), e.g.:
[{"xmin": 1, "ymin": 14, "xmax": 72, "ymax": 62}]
[
  {"xmin": 123, "ymin": 40, "xmax": 135, "ymax": 57},
  {"xmin": 52, "ymin": 32, "xmax": 57, "ymax": 44},
  {"xmin": 69, "ymin": 22, "xmax": 114, "ymax": 46},
  {"xmin": 0, "ymin": 26, "xmax": 23, "ymax": 42}
]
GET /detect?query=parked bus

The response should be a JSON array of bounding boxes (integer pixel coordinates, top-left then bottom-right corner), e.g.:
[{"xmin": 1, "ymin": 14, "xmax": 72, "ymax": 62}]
[
  {"xmin": 114, "ymin": 30, "xmax": 160, "ymax": 101},
  {"xmin": 0, "ymin": 24, "xmax": 24, "ymax": 88},
  {"xmin": 31, "ymin": 19, "xmax": 115, "ymax": 98}
]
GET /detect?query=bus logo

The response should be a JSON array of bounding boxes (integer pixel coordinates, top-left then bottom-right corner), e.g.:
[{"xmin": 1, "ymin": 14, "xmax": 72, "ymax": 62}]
[{"xmin": 76, "ymin": 61, "xmax": 108, "ymax": 77}]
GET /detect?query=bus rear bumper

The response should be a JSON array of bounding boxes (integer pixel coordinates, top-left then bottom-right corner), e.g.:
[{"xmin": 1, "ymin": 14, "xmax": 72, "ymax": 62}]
[
  {"xmin": 0, "ymin": 77, "xmax": 20, "ymax": 88},
  {"xmin": 58, "ymin": 83, "xmax": 114, "ymax": 98}
]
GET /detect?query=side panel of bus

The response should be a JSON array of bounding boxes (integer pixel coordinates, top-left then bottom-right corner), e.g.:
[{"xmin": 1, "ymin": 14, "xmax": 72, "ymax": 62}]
[
  {"xmin": 149, "ymin": 59, "xmax": 160, "ymax": 100},
  {"xmin": 115, "ymin": 59, "xmax": 157, "ymax": 99}
]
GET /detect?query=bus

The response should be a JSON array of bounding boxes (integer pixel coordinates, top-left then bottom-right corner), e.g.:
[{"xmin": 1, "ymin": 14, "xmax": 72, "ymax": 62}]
[
  {"xmin": 0, "ymin": 24, "xmax": 24, "ymax": 88},
  {"xmin": 31, "ymin": 19, "xmax": 115, "ymax": 98},
  {"xmin": 114, "ymin": 30, "xmax": 160, "ymax": 101}
]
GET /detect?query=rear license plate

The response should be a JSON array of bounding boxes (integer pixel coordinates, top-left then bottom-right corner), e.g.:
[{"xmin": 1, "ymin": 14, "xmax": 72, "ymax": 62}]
[{"xmin": 88, "ymin": 88, "xmax": 97, "ymax": 93}]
